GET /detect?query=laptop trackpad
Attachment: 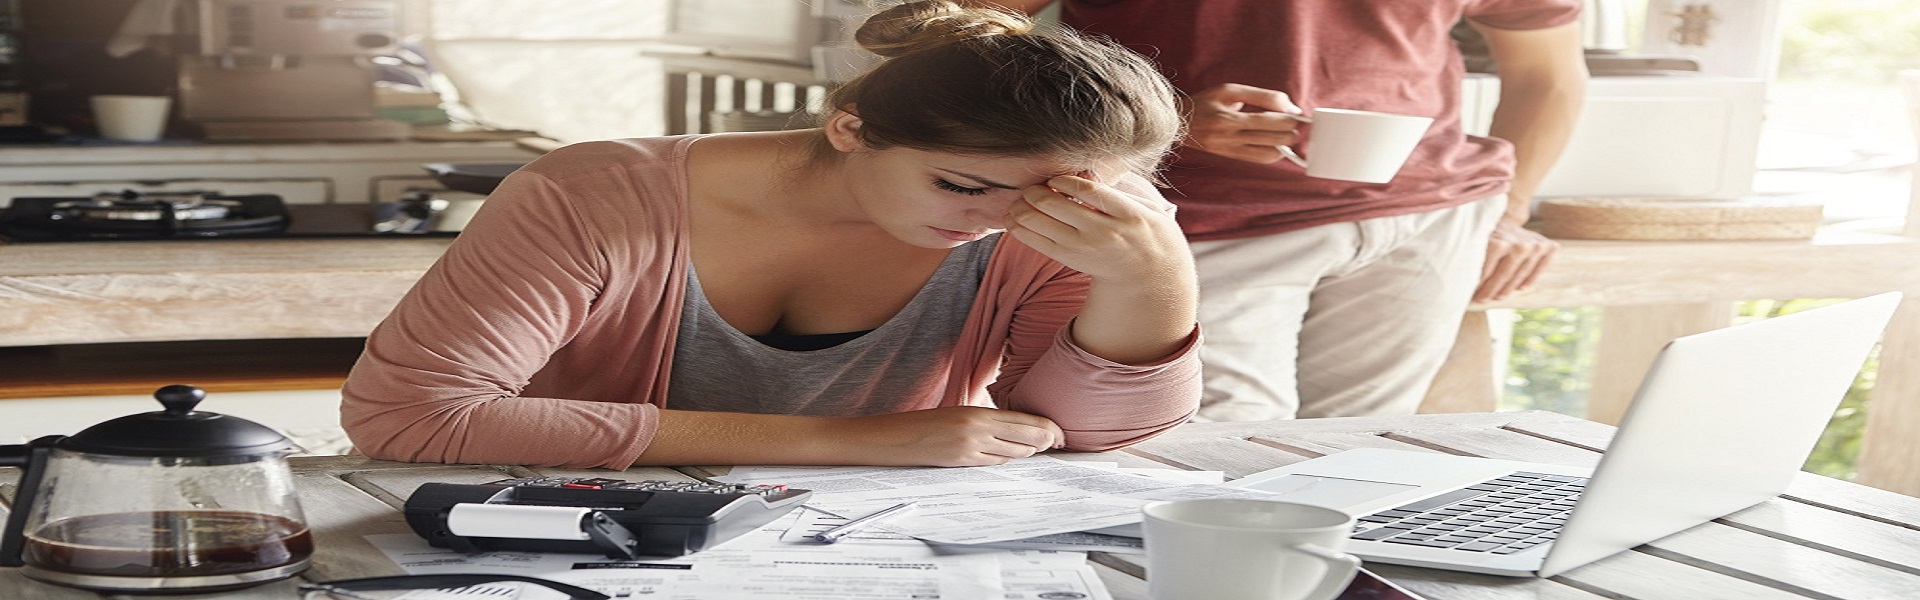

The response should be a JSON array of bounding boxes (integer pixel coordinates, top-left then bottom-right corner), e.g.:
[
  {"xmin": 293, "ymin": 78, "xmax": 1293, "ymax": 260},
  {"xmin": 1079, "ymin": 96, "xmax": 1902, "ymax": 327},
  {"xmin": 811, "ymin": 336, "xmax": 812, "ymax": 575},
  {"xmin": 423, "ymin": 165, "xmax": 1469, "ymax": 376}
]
[{"xmin": 1237, "ymin": 474, "xmax": 1419, "ymax": 507}]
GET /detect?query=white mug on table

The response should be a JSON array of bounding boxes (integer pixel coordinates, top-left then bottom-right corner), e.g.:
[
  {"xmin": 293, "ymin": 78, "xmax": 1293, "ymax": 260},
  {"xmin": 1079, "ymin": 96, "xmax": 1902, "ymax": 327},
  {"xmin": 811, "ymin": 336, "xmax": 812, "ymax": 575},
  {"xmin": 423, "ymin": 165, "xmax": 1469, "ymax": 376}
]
[
  {"xmin": 1143, "ymin": 498, "xmax": 1361, "ymax": 600},
  {"xmin": 1278, "ymin": 108, "xmax": 1433, "ymax": 184}
]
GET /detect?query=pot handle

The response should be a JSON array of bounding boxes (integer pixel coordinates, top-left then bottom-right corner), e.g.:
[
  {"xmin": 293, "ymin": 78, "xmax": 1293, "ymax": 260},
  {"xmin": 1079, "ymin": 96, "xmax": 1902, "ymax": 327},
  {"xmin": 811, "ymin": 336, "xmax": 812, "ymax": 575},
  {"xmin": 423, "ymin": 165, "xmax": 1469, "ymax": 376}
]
[{"xmin": 0, "ymin": 436, "xmax": 62, "ymax": 567}]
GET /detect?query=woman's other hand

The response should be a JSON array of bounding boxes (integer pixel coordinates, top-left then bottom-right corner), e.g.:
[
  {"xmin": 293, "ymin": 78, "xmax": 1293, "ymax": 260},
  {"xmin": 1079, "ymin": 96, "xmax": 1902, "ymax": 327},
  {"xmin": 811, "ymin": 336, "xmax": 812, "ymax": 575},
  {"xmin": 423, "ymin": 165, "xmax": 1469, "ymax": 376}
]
[
  {"xmin": 644, "ymin": 406, "xmax": 1061, "ymax": 467},
  {"xmin": 838, "ymin": 406, "xmax": 1066, "ymax": 466},
  {"xmin": 1005, "ymin": 171, "xmax": 1199, "ymax": 365},
  {"xmin": 1005, "ymin": 171, "xmax": 1190, "ymax": 287}
]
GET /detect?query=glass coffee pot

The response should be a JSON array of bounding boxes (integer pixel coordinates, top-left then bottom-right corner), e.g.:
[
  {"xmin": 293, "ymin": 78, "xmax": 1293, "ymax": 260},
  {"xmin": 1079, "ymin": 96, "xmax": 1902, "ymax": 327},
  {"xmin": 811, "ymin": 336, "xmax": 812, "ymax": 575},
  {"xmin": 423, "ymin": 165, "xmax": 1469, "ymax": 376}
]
[{"xmin": 0, "ymin": 385, "xmax": 311, "ymax": 592}]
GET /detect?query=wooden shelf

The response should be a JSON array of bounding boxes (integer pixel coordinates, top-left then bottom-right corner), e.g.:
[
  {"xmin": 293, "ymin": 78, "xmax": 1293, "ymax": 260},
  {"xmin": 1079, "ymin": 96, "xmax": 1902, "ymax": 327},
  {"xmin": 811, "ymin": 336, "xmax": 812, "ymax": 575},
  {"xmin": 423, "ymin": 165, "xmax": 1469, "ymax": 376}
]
[{"xmin": 0, "ymin": 338, "xmax": 364, "ymax": 400}]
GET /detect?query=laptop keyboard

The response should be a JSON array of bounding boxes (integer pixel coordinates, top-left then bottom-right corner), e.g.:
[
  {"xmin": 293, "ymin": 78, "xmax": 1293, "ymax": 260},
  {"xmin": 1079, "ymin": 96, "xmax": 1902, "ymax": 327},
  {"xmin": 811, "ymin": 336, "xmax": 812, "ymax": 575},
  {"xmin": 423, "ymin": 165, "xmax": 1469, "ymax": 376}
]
[{"xmin": 1350, "ymin": 471, "xmax": 1588, "ymax": 554}]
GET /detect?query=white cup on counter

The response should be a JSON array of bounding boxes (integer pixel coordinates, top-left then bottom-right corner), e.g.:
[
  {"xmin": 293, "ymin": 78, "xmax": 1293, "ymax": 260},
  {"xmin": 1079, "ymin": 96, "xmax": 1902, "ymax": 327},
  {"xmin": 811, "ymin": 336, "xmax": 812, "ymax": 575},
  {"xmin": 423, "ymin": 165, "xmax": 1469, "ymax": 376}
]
[
  {"xmin": 1278, "ymin": 108, "xmax": 1434, "ymax": 184},
  {"xmin": 91, "ymin": 95, "xmax": 173, "ymax": 142},
  {"xmin": 430, "ymin": 198, "xmax": 487, "ymax": 232},
  {"xmin": 1143, "ymin": 498, "xmax": 1361, "ymax": 600}
]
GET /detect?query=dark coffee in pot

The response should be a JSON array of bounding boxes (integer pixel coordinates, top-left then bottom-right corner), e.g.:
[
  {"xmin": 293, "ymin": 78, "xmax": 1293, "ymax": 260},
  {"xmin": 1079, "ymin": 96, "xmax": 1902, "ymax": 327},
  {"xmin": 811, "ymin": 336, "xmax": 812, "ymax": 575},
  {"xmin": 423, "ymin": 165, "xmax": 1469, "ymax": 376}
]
[{"xmin": 23, "ymin": 510, "xmax": 312, "ymax": 577}]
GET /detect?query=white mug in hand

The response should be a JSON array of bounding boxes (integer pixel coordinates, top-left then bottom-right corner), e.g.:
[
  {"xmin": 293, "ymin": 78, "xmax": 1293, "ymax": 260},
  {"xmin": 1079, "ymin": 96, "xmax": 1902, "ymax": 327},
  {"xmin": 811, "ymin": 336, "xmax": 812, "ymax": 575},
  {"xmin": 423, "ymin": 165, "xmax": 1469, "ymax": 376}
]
[
  {"xmin": 1144, "ymin": 498, "xmax": 1361, "ymax": 600},
  {"xmin": 1278, "ymin": 108, "xmax": 1434, "ymax": 184}
]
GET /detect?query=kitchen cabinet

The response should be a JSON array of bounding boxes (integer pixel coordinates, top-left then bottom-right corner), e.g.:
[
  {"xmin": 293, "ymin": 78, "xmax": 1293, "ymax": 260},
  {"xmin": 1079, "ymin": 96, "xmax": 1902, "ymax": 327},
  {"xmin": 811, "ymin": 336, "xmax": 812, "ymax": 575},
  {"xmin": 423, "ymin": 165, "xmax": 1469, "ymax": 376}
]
[
  {"xmin": 0, "ymin": 140, "xmax": 539, "ymax": 207},
  {"xmin": 1460, "ymin": 74, "xmax": 1768, "ymax": 199}
]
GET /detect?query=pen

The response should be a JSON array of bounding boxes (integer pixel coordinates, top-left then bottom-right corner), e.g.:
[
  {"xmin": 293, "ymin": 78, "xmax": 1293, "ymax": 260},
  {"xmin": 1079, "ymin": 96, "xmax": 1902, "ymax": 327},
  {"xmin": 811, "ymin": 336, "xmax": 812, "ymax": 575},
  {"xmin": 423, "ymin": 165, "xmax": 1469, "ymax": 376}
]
[{"xmin": 810, "ymin": 502, "xmax": 917, "ymax": 544}]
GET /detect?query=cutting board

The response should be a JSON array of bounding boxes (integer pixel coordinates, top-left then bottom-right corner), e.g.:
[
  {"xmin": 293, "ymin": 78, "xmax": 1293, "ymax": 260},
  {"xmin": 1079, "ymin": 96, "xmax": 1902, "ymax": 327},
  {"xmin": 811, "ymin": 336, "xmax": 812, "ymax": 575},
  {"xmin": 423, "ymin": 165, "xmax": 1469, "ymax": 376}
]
[{"xmin": 1534, "ymin": 197, "xmax": 1823, "ymax": 240}]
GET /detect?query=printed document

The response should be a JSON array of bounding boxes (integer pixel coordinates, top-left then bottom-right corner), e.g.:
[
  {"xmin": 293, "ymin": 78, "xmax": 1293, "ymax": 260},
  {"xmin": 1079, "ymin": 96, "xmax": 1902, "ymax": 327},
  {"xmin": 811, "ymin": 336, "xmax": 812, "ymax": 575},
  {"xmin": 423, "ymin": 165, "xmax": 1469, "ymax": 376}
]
[
  {"xmin": 714, "ymin": 456, "xmax": 1275, "ymax": 544},
  {"xmin": 366, "ymin": 509, "xmax": 1112, "ymax": 600}
]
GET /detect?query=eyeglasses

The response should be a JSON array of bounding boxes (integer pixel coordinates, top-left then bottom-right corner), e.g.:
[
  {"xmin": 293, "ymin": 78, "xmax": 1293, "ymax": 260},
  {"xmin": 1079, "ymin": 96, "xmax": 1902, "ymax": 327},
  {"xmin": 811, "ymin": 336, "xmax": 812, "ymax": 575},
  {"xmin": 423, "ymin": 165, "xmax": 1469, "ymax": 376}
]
[{"xmin": 298, "ymin": 574, "xmax": 609, "ymax": 600}]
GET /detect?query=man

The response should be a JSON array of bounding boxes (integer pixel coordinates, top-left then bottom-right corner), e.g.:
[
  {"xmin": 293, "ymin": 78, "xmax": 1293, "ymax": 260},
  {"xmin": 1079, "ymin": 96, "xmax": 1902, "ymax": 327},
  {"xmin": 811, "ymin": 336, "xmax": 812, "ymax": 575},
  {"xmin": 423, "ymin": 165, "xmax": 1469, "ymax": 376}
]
[{"xmin": 990, "ymin": 0, "xmax": 1588, "ymax": 420}]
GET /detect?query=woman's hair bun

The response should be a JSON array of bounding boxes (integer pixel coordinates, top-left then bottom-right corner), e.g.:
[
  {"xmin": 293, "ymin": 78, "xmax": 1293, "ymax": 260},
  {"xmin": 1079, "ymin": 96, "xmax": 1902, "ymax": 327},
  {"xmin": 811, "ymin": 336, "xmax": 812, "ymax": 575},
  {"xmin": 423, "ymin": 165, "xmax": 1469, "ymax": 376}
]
[{"xmin": 855, "ymin": 0, "xmax": 1035, "ymax": 58}]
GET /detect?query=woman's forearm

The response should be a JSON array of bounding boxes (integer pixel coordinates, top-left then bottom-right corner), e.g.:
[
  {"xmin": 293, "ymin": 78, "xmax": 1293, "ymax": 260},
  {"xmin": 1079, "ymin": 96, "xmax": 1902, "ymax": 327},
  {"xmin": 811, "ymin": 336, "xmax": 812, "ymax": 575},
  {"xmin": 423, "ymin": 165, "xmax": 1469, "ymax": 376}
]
[
  {"xmin": 1069, "ymin": 263, "xmax": 1200, "ymax": 365},
  {"xmin": 635, "ymin": 410, "xmax": 845, "ymax": 466},
  {"xmin": 635, "ymin": 406, "xmax": 1065, "ymax": 467}
]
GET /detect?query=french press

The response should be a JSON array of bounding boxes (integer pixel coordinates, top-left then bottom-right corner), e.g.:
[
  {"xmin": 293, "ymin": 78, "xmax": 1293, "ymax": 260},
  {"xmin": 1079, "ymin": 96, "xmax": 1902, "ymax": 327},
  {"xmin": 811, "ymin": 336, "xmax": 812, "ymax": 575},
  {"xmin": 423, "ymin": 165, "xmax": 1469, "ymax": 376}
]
[{"xmin": 0, "ymin": 385, "xmax": 312, "ymax": 592}]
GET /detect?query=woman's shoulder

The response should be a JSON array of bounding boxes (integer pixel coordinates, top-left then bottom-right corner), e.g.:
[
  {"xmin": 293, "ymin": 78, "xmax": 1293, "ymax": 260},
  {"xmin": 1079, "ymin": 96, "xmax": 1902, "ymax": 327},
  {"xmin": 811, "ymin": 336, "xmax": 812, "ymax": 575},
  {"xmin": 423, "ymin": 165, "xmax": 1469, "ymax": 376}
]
[
  {"xmin": 517, "ymin": 136, "xmax": 702, "ymax": 184},
  {"xmin": 476, "ymin": 136, "xmax": 700, "ymax": 247}
]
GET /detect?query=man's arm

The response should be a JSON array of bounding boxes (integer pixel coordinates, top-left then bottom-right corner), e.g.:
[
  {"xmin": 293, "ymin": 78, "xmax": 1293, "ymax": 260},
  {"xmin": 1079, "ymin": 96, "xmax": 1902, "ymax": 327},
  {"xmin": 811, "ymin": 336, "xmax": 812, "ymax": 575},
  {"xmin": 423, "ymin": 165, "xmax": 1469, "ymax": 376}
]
[{"xmin": 1470, "ymin": 19, "xmax": 1588, "ymax": 302}]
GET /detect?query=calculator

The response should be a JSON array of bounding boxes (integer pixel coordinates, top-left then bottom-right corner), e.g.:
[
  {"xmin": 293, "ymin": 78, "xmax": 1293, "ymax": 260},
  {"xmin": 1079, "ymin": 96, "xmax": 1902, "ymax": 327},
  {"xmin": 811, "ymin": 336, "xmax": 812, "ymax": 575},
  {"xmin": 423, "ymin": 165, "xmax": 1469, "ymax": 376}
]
[{"xmin": 403, "ymin": 476, "xmax": 812, "ymax": 558}]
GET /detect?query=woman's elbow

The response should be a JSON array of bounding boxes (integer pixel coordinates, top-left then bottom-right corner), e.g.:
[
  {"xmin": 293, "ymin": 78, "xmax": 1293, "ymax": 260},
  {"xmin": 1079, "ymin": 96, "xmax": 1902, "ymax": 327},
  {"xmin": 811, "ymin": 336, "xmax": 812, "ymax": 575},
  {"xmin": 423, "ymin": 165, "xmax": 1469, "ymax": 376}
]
[
  {"xmin": 340, "ymin": 418, "xmax": 423, "ymax": 463},
  {"xmin": 1057, "ymin": 409, "xmax": 1194, "ymax": 452},
  {"xmin": 339, "ymin": 393, "xmax": 442, "ymax": 463}
]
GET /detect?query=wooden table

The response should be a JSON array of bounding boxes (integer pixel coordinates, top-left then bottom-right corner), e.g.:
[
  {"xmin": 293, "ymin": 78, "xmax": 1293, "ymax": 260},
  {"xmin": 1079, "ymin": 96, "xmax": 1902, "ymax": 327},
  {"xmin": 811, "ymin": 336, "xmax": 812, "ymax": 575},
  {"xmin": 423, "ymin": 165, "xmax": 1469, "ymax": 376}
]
[{"xmin": 5, "ymin": 411, "xmax": 1916, "ymax": 599}]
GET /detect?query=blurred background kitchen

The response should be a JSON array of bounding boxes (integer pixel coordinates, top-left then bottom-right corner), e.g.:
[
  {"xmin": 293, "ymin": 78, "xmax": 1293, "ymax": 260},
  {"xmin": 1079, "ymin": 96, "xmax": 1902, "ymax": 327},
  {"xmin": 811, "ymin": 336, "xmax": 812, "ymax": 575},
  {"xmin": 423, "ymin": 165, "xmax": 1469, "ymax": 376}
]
[{"xmin": 0, "ymin": 0, "xmax": 1915, "ymax": 487}]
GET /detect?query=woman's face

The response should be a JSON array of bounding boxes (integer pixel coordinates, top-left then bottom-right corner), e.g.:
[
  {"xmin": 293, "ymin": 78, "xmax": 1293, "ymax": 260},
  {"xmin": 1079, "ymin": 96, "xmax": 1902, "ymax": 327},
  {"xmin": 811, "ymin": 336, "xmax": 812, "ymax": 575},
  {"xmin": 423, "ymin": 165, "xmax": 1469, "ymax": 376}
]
[
  {"xmin": 857, "ymin": 148, "xmax": 1091, "ymax": 249},
  {"xmin": 824, "ymin": 112, "xmax": 1130, "ymax": 249}
]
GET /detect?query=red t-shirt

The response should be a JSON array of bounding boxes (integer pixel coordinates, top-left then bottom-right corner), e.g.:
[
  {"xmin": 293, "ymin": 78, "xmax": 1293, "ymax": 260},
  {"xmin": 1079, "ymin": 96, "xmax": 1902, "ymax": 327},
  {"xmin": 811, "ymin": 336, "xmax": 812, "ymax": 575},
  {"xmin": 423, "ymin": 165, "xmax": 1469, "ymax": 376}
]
[{"xmin": 1060, "ymin": 0, "xmax": 1581, "ymax": 240}]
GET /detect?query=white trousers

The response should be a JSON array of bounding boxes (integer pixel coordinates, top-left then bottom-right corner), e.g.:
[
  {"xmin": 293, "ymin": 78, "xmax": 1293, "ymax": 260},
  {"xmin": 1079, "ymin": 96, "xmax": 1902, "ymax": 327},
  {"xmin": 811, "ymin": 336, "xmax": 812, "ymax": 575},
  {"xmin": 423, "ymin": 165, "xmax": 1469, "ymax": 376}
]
[{"xmin": 1190, "ymin": 195, "xmax": 1506, "ymax": 421}]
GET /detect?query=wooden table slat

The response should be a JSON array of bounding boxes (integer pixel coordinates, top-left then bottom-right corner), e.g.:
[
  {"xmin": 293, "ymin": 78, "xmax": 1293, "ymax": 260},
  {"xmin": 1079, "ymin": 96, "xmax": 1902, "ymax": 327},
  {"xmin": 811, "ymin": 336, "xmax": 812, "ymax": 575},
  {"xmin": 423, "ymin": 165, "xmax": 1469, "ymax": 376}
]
[
  {"xmin": 1496, "ymin": 411, "xmax": 1618, "ymax": 452},
  {"xmin": 1783, "ymin": 472, "xmax": 1920, "ymax": 529},
  {"xmin": 1241, "ymin": 431, "xmax": 1444, "ymax": 458},
  {"xmin": 1716, "ymin": 499, "xmax": 1920, "ymax": 576},
  {"xmin": 1639, "ymin": 522, "xmax": 1920, "ymax": 598},
  {"xmin": 1122, "ymin": 436, "xmax": 1313, "ymax": 479},
  {"xmin": 1090, "ymin": 558, "xmax": 1149, "ymax": 599},
  {"xmin": 343, "ymin": 465, "xmax": 521, "ymax": 509},
  {"xmin": 1362, "ymin": 563, "xmax": 1611, "ymax": 600},
  {"xmin": 1383, "ymin": 427, "xmax": 1604, "ymax": 468},
  {"xmin": 1551, "ymin": 550, "xmax": 1808, "ymax": 600},
  {"xmin": 1173, "ymin": 411, "xmax": 1524, "ymax": 439},
  {"xmin": 264, "ymin": 455, "xmax": 427, "ymax": 475},
  {"xmin": 293, "ymin": 471, "xmax": 418, "ymax": 583}
]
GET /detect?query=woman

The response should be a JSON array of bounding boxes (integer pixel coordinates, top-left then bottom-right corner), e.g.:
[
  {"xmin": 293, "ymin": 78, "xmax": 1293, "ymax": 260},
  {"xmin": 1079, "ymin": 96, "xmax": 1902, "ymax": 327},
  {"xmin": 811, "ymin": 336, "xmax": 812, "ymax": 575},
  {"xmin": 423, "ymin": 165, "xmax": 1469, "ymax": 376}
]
[{"xmin": 341, "ymin": 1, "xmax": 1200, "ymax": 469}]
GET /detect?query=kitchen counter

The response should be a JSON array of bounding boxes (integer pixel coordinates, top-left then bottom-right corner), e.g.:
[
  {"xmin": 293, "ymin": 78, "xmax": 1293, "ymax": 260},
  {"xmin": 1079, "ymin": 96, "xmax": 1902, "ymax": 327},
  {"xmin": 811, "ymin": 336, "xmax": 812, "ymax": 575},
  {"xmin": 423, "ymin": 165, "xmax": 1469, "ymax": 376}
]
[
  {"xmin": 0, "ymin": 237, "xmax": 453, "ymax": 346},
  {"xmin": 7, "ymin": 230, "xmax": 1913, "ymax": 345}
]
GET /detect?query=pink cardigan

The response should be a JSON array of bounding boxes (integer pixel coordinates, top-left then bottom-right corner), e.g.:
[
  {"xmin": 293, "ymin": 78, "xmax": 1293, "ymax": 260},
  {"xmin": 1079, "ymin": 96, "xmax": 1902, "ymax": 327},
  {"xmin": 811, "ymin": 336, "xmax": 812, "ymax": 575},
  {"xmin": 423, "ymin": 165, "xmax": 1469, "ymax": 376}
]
[{"xmin": 341, "ymin": 136, "xmax": 1200, "ymax": 468}]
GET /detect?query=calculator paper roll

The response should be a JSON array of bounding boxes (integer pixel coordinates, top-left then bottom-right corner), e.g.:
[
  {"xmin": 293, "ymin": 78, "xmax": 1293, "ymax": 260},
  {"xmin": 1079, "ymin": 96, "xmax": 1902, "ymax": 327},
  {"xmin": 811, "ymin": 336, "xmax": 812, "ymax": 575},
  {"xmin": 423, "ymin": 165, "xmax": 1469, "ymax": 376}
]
[{"xmin": 446, "ymin": 503, "xmax": 592, "ymax": 540}]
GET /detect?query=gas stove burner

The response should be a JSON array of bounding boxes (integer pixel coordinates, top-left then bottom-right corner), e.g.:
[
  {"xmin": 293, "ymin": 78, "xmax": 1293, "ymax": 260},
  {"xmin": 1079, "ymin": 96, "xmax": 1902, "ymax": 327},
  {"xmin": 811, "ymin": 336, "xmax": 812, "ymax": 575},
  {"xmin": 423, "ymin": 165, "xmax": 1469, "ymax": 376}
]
[
  {"xmin": 53, "ymin": 191, "xmax": 242, "ymax": 222},
  {"xmin": 0, "ymin": 193, "xmax": 291, "ymax": 242}
]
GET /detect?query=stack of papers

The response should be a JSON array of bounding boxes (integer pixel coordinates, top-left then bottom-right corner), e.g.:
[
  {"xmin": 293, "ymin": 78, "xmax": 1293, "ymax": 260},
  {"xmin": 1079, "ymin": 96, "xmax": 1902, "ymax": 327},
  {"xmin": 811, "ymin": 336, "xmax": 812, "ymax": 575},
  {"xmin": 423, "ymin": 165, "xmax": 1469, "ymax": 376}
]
[
  {"xmin": 369, "ymin": 510, "xmax": 1105, "ymax": 600},
  {"xmin": 367, "ymin": 457, "xmax": 1277, "ymax": 599},
  {"xmin": 713, "ymin": 456, "xmax": 1261, "ymax": 544}
]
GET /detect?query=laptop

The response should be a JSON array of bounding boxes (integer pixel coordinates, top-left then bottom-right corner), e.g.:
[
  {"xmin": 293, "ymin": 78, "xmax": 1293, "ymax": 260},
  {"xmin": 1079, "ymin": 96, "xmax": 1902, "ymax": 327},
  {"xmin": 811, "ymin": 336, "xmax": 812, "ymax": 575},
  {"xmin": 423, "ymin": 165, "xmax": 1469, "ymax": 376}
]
[{"xmin": 1164, "ymin": 292, "xmax": 1899, "ymax": 577}]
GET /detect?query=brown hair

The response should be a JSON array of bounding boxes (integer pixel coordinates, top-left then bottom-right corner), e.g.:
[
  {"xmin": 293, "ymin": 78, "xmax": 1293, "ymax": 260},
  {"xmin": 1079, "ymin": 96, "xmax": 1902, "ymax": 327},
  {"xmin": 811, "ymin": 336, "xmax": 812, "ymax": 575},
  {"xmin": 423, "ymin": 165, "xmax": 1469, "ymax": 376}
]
[{"xmin": 813, "ymin": 0, "xmax": 1183, "ymax": 177}]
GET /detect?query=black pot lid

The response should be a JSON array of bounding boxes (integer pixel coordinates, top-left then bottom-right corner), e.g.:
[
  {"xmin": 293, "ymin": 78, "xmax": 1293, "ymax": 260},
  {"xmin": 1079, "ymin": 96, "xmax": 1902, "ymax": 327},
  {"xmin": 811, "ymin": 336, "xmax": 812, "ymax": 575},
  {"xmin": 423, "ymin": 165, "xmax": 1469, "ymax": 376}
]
[{"xmin": 60, "ymin": 385, "xmax": 295, "ymax": 458}]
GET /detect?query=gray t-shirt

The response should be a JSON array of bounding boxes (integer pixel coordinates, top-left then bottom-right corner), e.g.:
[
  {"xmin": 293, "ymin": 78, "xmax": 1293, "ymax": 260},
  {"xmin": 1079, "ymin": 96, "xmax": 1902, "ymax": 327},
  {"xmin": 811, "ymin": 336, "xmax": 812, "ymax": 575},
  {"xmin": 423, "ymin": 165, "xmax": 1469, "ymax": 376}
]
[{"xmin": 666, "ymin": 235, "xmax": 1000, "ymax": 416}]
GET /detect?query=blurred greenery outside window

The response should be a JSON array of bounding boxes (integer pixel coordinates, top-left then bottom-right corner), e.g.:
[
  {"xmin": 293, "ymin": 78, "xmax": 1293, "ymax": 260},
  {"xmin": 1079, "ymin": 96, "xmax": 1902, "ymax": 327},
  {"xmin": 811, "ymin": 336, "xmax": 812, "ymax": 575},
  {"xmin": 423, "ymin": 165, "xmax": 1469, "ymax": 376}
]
[
  {"xmin": 1502, "ymin": 0, "xmax": 1915, "ymax": 482},
  {"xmin": 1499, "ymin": 301, "xmax": 1874, "ymax": 480}
]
